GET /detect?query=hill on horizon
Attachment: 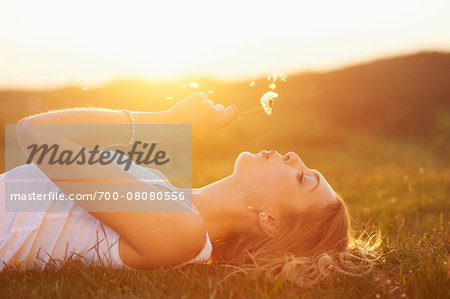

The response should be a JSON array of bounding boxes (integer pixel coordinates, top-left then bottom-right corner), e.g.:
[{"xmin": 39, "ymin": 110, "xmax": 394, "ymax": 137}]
[
  {"xmin": 2, "ymin": 51, "xmax": 449, "ymax": 131},
  {"xmin": 1, "ymin": 51, "xmax": 449, "ymax": 172}
]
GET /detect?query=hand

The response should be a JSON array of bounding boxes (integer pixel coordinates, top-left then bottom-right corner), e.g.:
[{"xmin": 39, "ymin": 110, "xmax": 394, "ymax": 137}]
[{"xmin": 167, "ymin": 92, "xmax": 240, "ymax": 137}]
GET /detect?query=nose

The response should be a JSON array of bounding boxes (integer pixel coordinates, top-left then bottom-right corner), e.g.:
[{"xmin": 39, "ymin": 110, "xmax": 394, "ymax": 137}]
[{"xmin": 283, "ymin": 151, "xmax": 307, "ymax": 169}]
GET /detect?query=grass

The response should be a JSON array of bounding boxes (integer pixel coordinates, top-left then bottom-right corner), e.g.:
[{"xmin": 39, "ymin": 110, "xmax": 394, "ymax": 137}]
[{"xmin": 0, "ymin": 138, "xmax": 449, "ymax": 298}]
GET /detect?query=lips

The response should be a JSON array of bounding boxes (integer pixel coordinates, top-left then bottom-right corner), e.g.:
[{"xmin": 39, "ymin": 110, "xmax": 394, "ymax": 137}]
[
  {"xmin": 260, "ymin": 150, "xmax": 268, "ymax": 159},
  {"xmin": 259, "ymin": 150, "xmax": 274, "ymax": 159}
]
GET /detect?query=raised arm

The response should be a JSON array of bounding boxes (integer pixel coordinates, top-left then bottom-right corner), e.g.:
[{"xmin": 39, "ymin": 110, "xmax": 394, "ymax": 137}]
[
  {"xmin": 15, "ymin": 92, "xmax": 239, "ymax": 268},
  {"xmin": 17, "ymin": 92, "xmax": 239, "ymax": 145}
]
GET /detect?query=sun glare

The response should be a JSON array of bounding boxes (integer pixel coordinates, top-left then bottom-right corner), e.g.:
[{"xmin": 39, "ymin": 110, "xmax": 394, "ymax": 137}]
[{"xmin": 0, "ymin": 0, "xmax": 449, "ymax": 87}]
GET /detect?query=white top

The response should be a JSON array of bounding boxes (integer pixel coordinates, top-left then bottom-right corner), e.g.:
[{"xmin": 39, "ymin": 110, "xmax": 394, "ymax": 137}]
[{"xmin": 0, "ymin": 152, "xmax": 212, "ymax": 271}]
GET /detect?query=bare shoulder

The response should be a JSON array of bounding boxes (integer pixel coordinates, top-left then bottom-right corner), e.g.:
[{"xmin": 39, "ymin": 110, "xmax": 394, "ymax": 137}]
[{"xmin": 118, "ymin": 212, "xmax": 207, "ymax": 269}]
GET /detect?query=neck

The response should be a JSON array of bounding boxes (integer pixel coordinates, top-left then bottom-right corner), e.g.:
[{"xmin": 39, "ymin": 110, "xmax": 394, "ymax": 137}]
[{"xmin": 192, "ymin": 175, "xmax": 251, "ymax": 243}]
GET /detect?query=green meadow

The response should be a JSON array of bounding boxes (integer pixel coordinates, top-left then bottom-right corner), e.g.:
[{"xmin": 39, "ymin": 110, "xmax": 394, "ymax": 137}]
[{"xmin": 1, "ymin": 52, "xmax": 449, "ymax": 298}]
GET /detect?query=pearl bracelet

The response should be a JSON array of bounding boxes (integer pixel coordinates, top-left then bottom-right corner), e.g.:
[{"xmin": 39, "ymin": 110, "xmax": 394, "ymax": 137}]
[{"xmin": 123, "ymin": 109, "xmax": 136, "ymax": 146}]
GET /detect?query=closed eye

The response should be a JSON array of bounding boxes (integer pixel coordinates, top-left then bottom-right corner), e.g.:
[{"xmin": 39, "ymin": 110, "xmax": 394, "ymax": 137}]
[
  {"xmin": 296, "ymin": 172, "xmax": 304, "ymax": 184},
  {"xmin": 296, "ymin": 170, "xmax": 321, "ymax": 192}
]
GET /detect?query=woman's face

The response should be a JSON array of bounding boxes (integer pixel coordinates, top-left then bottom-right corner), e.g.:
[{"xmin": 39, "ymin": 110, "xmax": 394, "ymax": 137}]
[{"xmin": 233, "ymin": 150, "xmax": 336, "ymax": 213}]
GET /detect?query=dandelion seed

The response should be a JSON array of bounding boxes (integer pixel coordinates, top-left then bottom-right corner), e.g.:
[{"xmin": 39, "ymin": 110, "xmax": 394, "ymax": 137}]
[
  {"xmin": 165, "ymin": 96, "xmax": 173, "ymax": 100},
  {"xmin": 196, "ymin": 74, "xmax": 203, "ymax": 80},
  {"xmin": 180, "ymin": 84, "xmax": 186, "ymax": 88},
  {"xmin": 249, "ymin": 81, "xmax": 256, "ymax": 87},
  {"xmin": 81, "ymin": 87, "xmax": 88, "ymax": 91},
  {"xmin": 267, "ymin": 74, "xmax": 272, "ymax": 81},
  {"xmin": 268, "ymin": 82, "xmax": 276, "ymax": 90},
  {"xmin": 207, "ymin": 90, "xmax": 214, "ymax": 94},
  {"xmin": 280, "ymin": 72, "xmax": 287, "ymax": 82},
  {"xmin": 272, "ymin": 72, "xmax": 278, "ymax": 82},
  {"xmin": 188, "ymin": 82, "xmax": 199, "ymax": 88},
  {"xmin": 260, "ymin": 91, "xmax": 278, "ymax": 115}
]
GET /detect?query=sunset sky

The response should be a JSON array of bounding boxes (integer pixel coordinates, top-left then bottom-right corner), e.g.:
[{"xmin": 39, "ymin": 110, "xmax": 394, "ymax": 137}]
[{"xmin": 1, "ymin": 0, "xmax": 449, "ymax": 88}]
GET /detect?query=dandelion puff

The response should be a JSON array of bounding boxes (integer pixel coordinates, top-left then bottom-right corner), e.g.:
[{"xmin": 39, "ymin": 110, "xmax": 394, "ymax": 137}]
[
  {"xmin": 260, "ymin": 91, "xmax": 278, "ymax": 115},
  {"xmin": 249, "ymin": 81, "xmax": 256, "ymax": 87},
  {"xmin": 268, "ymin": 83, "xmax": 276, "ymax": 90},
  {"xmin": 188, "ymin": 82, "xmax": 199, "ymax": 88}
]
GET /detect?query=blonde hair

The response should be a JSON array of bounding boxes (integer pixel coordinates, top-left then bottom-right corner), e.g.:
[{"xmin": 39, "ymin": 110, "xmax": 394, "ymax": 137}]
[{"xmin": 212, "ymin": 194, "xmax": 382, "ymax": 288}]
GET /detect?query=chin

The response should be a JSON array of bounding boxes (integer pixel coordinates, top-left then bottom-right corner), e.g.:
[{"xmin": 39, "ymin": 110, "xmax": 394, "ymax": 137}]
[{"xmin": 233, "ymin": 151, "xmax": 257, "ymax": 173}]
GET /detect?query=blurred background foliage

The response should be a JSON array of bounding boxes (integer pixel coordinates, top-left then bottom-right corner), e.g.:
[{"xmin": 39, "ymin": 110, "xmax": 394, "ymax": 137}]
[
  {"xmin": 1, "ymin": 51, "xmax": 449, "ymax": 186},
  {"xmin": 1, "ymin": 51, "xmax": 449, "ymax": 299}
]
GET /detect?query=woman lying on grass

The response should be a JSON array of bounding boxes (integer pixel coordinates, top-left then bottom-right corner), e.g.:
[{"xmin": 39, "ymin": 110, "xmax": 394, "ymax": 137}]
[{"xmin": 0, "ymin": 92, "xmax": 381, "ymax": 287}]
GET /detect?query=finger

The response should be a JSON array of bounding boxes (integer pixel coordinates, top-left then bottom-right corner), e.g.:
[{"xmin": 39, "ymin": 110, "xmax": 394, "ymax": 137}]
[
  {"xmin": 195, "ymin": 92, "xmax": 208, "ymax": 99},
  {"xmin": 213, "ymin": 104, "xmax": 224, "ymax": 114},
  {"xmin": 187, "ymin": 92, "xmax": 208, "ymax": 102},
  {"xmin": 217, "ymin": 105, "xmax": 239, "ymax": 127}
]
